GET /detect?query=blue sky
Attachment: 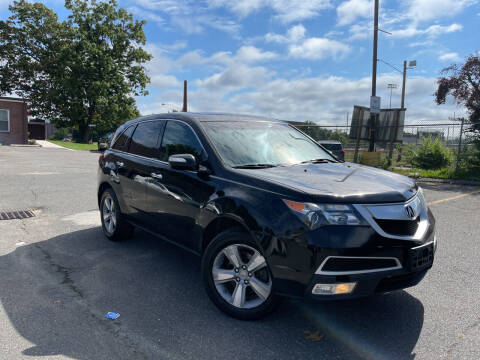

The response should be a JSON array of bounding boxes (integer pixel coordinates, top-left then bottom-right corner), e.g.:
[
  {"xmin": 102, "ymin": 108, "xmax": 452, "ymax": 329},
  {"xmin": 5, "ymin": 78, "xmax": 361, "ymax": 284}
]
[{"xmin": 1, "ymin": 0, "xmax": 479, "ymax": 124}]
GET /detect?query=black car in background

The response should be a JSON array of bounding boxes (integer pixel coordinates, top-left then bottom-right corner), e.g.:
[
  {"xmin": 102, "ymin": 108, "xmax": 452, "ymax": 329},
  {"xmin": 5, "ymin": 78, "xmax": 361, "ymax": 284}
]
[
  {"xmin": 97, "ymin": 113, "xmax": 436, "ymax": 320},
  {"xmin": 318, "ymin": 140, "xmax": 345, "ymax": 161},
  {"xmin": 97, "ymin": 132, "xmax": 114, "ymax": 151}
]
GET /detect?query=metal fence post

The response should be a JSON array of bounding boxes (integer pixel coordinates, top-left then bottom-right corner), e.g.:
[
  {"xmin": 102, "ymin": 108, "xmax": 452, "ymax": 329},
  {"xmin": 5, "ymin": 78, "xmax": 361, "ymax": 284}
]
[
  {"xmin": 388, "ymin": 112, "xmax": 399, "ymax": 162},
  {"xmin": 353, "ymin": 118, "xmax": 363, "ymax": 163},
  {"xmin": 455, "ymin": 118, "xmax": 464, "ymax": 171}
]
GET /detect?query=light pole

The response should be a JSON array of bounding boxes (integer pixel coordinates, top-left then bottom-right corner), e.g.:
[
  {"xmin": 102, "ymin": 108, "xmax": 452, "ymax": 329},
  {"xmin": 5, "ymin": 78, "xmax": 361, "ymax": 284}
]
[
  {"xmin": 387, "ymin": 83, "xmax": 398, "ymax": 108},
  {"xmin": 377, "ymin": 59, "xmax": 416, "ymax": 110}
]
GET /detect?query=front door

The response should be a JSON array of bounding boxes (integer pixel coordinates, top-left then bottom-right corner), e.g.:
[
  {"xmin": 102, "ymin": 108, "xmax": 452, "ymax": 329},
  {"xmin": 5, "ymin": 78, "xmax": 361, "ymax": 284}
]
[{"xmin": 145, "ymin": 120, "xmax": 214, "ymax": 250}]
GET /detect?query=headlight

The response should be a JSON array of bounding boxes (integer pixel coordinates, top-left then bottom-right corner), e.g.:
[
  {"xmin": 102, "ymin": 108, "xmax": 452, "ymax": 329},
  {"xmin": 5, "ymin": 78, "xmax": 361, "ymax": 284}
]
[
  {"xmin": 417, "ymin": 187, "xmax": 428, "ymax": 208},
  {"xmin": 283, "ymin": 200, "xmax": 365, "ymax": 230}
]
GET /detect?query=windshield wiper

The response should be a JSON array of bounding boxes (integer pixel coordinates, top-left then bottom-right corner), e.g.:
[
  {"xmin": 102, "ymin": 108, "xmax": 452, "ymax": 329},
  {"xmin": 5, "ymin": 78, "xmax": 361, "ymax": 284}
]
[
  {"xmin": 300, "ymin": 158, "xmax": 337, "ymax": 164},
  {"xmin": 232, "ymin": 163, "xmax": 278, "ymax": 169}
]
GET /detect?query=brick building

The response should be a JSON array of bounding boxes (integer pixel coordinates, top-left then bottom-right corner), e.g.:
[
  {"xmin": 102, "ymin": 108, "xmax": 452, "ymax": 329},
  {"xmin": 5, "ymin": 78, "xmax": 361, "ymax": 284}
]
[{"xmin": 0, "ymin": 97, "xmax": 28, "ymax": 145}]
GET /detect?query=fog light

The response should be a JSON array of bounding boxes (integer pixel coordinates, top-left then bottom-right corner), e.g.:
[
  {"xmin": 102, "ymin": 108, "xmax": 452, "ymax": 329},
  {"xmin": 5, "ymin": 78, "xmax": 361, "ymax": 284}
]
[{"xmin": 312, "ymin": 282, "xmax": 356, "ymax": 295}]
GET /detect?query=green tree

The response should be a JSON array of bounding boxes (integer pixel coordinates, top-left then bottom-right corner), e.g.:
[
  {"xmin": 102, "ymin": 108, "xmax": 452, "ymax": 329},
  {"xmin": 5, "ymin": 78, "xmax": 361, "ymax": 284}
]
[
  {"xmin": 435, "ymin": 54, "xmax": 480, "ymax": 140},
  {"xmin": 0, "ymin": 0, "xmax": 151, "ymax": 142}
]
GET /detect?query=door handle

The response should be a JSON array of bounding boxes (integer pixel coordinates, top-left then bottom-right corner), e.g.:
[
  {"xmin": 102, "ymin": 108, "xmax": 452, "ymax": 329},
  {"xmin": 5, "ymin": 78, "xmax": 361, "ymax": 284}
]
[
  {"xmin": 151, "ymin": 172, "xmax": 163, "ymax": 180},
  {"xmin": 116, "ymin": 161, "xmax": 125, "ymax": 168}
]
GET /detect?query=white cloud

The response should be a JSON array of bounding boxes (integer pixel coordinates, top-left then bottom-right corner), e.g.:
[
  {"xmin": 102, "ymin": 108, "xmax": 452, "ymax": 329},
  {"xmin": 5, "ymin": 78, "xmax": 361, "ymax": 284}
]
[
  {"xmin": 289, "ymin": 38, "xmax": 351, "ymax": 60},
  {"xmin": 406, "ymin": 0, "xmax": 475, "ymax": 22},
  {"xmin": 160, "ymin": 73, "xmax": 459, "ymax": 124},
  {"xmin": 347, "ymin": 22, "xmax": 370, "ymax": 41},
  {"xmin": 236, "ymin": 46, "xmax": 278, "ymax": 62},
  {"xmin": 439, "ymin": 52, "xmax": 462, "ymax": 62},
  {"xmin": 206, "ymin": 0, "xmax": 333, "ymax": 23},
  {"xmin": 150, "ymin": 74, "xmax": 181, "ymax": 88},
  {"xmin": 265, "ymin": 24, "xmax": 306, "ymax": 44},
  {"xmin": 391, "ymin": 23, "xmax": 463, "ymax": 38},
  {"xmin": 265, "ymin": 24, "xmax": 350, "ymax": 60},
  {"xmin": 128, "ymin": 6, "xmax": 164, "ymax": 25},
  {"xmin": 337, "ymin": 0, "xmax": 372, "ymax": 26},
  {"xmin": 195, "ymin": 63, "xmax": 274, "ymax": 91}
]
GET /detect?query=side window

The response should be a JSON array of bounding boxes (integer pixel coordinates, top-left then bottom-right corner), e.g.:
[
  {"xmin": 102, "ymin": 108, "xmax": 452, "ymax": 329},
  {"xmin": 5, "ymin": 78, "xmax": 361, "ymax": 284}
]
[
  {"xmin": 129, "ymin": 121, "xmax": 164, "ymax": 158},
  {"xmin": 159, "ymin": 121, "xmax": 204, "ymax": 162},
  {"xmin": 112, "ymin": 125, "xmax": 135, "ymax": 151}
]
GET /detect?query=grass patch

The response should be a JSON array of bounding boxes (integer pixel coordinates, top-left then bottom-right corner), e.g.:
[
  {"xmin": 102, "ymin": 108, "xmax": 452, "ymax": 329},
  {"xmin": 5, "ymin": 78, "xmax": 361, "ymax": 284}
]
[
  {"xmin": 48, "ymin": 140, "xmax": 98, "ymax": 151},
  {"xmin": 392, "ymin": 167, "xmax": 480, "ymax": 181}
]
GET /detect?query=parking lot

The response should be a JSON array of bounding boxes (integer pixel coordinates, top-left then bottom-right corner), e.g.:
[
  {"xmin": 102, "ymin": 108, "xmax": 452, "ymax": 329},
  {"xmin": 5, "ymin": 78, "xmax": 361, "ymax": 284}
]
[{"xmin": 1, "ymin": 146, "xmax": 479, "ymax": 360}]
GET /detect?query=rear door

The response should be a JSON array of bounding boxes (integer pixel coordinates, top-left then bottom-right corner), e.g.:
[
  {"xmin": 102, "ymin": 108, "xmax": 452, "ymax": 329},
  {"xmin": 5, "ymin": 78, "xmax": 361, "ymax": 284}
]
[
  {"xmin": 109, "ymin": 124, "xmax": 137, "ymax": 215},
  {"xmin": 122, "ymin": 120, "xmax": 165, "ymax": 224}
]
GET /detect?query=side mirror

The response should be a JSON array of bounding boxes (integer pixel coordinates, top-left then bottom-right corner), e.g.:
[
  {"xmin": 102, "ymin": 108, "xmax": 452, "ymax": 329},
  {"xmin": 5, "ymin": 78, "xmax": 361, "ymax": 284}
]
[{"xmin": 168, "ymin": 154, "xmax": 198, "ymax": 170}]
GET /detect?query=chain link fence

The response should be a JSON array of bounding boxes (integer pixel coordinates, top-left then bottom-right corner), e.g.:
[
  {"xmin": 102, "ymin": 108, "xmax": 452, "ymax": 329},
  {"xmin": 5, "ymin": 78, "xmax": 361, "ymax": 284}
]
[{"xmin": 291, "ymin": 120, "xmax": 480, "ymax": 178}]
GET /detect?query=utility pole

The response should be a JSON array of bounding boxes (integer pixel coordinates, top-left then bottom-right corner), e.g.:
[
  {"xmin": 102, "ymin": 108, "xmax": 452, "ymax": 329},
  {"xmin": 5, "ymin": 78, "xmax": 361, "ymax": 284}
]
[
  {"xmin": 182, "ymin": 80, "xmax": 188, "ymax": 112},
  {"xmin": 401, "ymin": 60, "xmax": 407, "ymax": 109},
  {"xmin": 368, "ymin": 0, "xmax": 379, "ymax": 152}
]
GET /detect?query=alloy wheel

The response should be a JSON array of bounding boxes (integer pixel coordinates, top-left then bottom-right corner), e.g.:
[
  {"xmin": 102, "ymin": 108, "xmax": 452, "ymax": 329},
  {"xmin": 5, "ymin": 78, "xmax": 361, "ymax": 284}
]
[
  {"xmin": 102, "ymin": 195, "xmax": 117, "ymax": 235},
  {"xmin": 212, "ymin": 244, "xmax": 272, "ymax": 309}
]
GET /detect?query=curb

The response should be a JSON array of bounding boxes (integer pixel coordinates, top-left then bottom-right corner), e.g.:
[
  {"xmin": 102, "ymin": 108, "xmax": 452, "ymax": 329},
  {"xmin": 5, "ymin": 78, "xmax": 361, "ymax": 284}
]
[
  {"xmin": 415, "ymin": 177, "xmax": 480, "ymax": 187},
  {"xmin": 9, "ymin": 144, "xmax": 41, "ymax": 147}
]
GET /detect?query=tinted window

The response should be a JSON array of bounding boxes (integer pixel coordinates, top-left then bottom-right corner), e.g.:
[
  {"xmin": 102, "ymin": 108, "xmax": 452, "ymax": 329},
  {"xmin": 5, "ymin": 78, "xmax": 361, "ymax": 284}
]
[
  {"xmin": 112, "ymin": 125, "xmax": 135, "ymax": 151},
  {"xmin": 160, "ymin": 121, "xmax": 204, "ymax": 162},
  {"xmin": 129, "ymin": 121, "xmax": 164, "ymax": 158}
]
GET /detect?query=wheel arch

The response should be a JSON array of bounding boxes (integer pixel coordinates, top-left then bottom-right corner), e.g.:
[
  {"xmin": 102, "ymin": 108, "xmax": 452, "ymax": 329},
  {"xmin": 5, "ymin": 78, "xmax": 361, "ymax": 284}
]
[
  {"xmin": 202, "ymin": 215, "xmax": 254, "ymax": 253},
  {"xmin": 97, "ymin": 182, "xmax": 113, "ymax": 207}
]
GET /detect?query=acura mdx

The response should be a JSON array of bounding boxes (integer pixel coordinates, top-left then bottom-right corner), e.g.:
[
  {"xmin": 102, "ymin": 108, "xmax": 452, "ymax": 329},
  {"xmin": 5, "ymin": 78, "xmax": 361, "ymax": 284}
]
[{"xmin": 97, "ymin": 113, "xmax": 436, "ymax": 320}]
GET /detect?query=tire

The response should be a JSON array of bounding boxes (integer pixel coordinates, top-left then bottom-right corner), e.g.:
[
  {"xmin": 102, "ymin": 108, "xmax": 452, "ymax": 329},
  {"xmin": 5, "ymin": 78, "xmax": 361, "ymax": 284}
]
[
  {"xmin": 100, "ymin": 188, "xmax": 134, "ymax": 242},
  {"xmin": 202, "ymin": 229, "xmax": 280, "ymax": 320}
]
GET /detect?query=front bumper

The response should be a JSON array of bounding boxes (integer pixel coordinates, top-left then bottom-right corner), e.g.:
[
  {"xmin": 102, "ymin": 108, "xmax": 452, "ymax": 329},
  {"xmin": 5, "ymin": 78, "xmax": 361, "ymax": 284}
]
[
  {"xmin": 304, "ymin": 238, "xmax": 435, "ymax": 300},
  {"xmin": 269, "ymin": 193, "xmax": 436, "ymax": 300}
]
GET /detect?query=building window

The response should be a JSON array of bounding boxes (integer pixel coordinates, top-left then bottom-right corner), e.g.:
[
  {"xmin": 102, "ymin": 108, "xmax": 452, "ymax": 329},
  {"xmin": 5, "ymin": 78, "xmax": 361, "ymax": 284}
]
[{"xmin": 0, "ymin": 109, "xmax": 9, "ymax": 132}]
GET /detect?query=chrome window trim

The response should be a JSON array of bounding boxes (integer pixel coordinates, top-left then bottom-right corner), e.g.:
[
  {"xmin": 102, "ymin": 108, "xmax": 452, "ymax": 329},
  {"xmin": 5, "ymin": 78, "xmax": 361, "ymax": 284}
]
[
  {"xmin": 110, "ymin": 148, "xmax": 169, "ymax": 166},
  {"xmin": 315, "ymin": 256, "xmax": 402, "ymax": 276},
  {"xmin": 353, "ymin": 192, "xmax": 429, "ymax": 241}
]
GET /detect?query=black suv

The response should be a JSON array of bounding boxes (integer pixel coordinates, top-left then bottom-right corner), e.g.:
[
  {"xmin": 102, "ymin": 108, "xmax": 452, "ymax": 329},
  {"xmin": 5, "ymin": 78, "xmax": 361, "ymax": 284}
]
[{"xmin": 98, "ymin": 113, "xmax": 436, "ymax": 320}]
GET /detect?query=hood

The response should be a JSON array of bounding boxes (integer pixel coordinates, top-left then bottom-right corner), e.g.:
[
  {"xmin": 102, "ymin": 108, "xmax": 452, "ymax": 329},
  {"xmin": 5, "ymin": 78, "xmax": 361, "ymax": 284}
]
[{"xmin": 237, "ymin": 162, "xmax": 417, "ymax": 203}]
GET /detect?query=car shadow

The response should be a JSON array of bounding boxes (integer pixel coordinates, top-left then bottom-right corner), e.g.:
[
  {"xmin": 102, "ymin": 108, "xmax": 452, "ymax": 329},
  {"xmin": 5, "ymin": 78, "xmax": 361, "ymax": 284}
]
[{"xmin": 0, "ymin": 227, "xmax": 424, "ymax": 360}]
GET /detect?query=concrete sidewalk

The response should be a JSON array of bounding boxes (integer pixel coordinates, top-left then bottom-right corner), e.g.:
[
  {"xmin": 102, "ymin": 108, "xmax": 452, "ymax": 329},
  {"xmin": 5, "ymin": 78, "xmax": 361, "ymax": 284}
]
[{"xmin": 36, "ymin": 140, "xmax": 73, "ymax": 150}]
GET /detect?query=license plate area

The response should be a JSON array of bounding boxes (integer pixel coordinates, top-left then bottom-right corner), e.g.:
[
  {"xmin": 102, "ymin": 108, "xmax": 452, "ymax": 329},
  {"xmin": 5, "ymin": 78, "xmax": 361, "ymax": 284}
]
[{"xmin": 408, "ymin": 243, "xmax": 434, "ymax": 272}]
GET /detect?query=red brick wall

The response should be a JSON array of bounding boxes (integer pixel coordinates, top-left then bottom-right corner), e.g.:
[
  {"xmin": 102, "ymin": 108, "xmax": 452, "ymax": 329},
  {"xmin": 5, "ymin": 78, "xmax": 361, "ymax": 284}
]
[{"xmin": 0, "ymin": 99, "xmax": 28, "ymax": 145}]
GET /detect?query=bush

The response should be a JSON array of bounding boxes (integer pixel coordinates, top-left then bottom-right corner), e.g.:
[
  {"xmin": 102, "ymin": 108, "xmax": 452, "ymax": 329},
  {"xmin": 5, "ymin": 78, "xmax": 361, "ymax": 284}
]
[
  {"xmin": 49, "ymin": 127, "xmax": 71, "ymax": 141},
  {"xmin": 406, "ymin": 136, "xmax": 453, "ymax": 170}
]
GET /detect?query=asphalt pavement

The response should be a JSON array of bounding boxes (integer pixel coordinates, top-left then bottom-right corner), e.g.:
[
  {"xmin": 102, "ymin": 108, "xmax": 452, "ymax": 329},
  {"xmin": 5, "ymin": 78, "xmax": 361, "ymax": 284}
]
[{"xmin": 0, "ymin": 146, "xmax": 479, "ymax": 360}]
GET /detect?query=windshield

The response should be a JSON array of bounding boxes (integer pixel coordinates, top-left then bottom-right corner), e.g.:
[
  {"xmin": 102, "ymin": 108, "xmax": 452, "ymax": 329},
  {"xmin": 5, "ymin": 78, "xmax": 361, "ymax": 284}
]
[{"xmin": 203, "ymin": 121, "xmax": 335, "ymax": 167}]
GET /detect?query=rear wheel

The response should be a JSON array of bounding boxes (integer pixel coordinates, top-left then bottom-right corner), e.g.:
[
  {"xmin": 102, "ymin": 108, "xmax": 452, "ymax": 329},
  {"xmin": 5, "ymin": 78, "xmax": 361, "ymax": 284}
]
[
  {"xmin": 100, "ymin": 188, "xmax": 134, "ymax": 241},
  {"xmin": 202, "ymin": 229, "xmax": 279, "ymax": 320}
]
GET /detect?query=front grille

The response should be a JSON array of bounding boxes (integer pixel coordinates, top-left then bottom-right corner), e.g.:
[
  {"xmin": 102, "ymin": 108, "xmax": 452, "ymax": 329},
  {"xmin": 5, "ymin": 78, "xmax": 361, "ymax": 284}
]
[
  {"xmin": 375, "ymin": 217, "xmax": 420, "ymax": 236},
  {"xmin": 321, "ymin": 257, "xmax": 399, "ymax": 272}
]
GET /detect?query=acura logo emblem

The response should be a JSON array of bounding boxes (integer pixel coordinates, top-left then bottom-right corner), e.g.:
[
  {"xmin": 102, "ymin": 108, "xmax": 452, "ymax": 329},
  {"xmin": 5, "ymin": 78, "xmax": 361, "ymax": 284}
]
[{"xmin": 405, "ymin": 205, "xmax": 416, "ymax": 219}]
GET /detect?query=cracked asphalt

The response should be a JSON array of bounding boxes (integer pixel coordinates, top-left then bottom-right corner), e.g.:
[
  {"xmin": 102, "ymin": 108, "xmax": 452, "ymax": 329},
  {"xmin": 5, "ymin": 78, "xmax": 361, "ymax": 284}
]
[{"xmin": 0, "ymin": 146, "xmax": 479, "ymax": 360}]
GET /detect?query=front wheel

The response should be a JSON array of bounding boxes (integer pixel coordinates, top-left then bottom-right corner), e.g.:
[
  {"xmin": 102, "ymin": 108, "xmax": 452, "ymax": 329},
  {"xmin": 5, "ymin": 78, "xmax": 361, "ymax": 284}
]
[{"xmin": 202, "ymin": 230, "xmax": 280, "ymax": 320}]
